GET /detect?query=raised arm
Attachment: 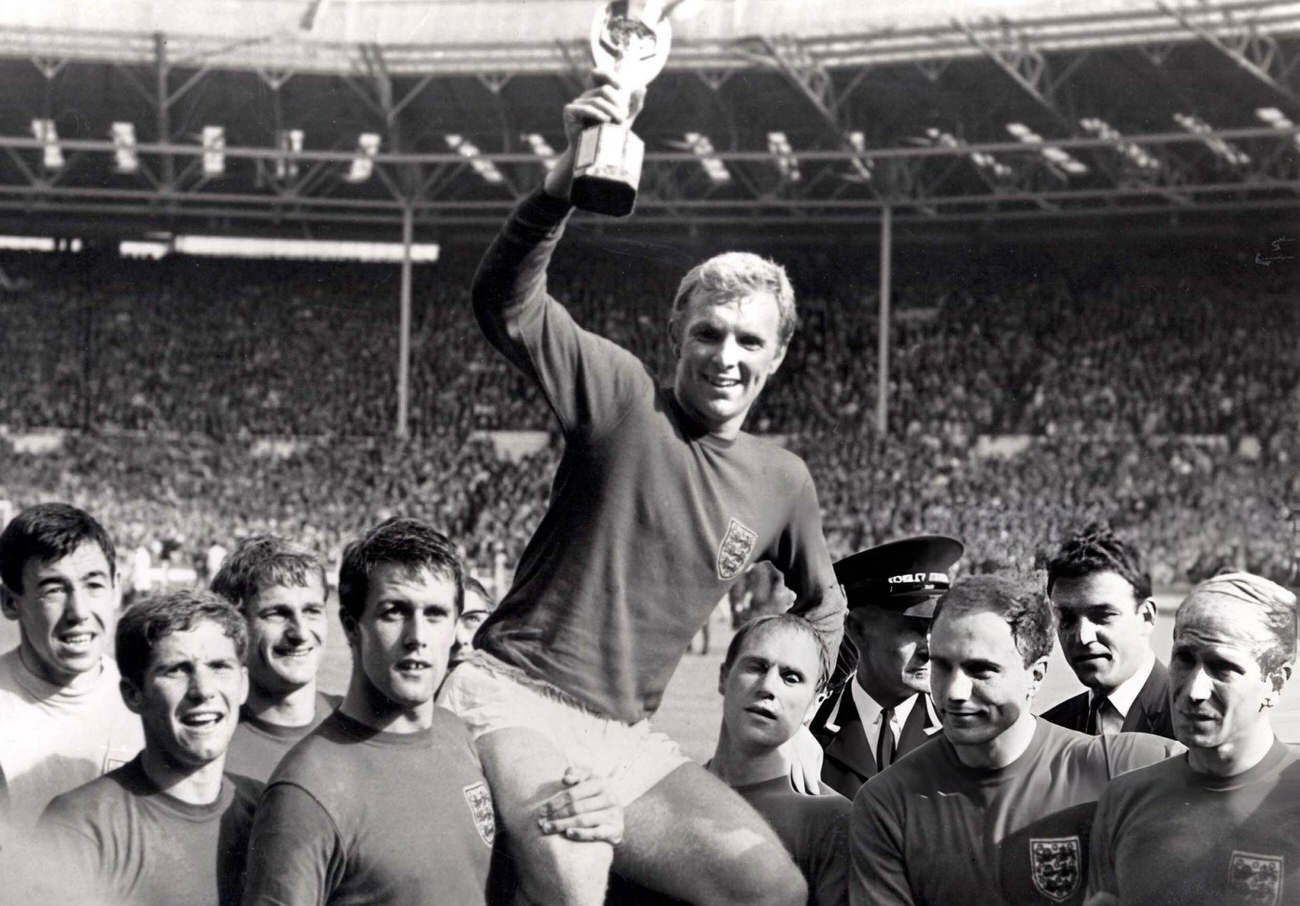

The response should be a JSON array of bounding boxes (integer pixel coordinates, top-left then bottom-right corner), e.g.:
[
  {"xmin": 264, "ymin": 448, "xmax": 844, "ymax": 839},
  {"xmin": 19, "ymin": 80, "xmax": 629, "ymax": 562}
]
[{"xmin": 774, "ymin": 472, "xmax": 847, "ymax": 658}]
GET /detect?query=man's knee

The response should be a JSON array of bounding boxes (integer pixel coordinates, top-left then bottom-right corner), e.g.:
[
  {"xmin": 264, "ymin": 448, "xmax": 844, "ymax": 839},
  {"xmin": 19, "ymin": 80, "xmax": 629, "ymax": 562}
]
[{"xmin": 512, "ymin": 830, "xmax": 613, "ymax": 906}]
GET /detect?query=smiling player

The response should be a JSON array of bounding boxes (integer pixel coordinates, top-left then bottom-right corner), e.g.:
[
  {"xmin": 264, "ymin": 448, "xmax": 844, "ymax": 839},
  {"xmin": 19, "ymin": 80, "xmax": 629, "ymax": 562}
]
[
  {"xmin": 850, "ymin": 575, "xmax": 1180, "ymax": 906},
  {"xmin": 210, "ymin": 535, "xmax": 340, "ymax": 782},
  {"xmin": 38, "ymin": 589, "xmax": 258, "ymax": 906},
  {"xmin": 0, "ymin": 503, "xmax": 142, "ymax": 830},
  {"xmin": 441, "ymin": 71, "xmax": 843, "ymax": 905}
]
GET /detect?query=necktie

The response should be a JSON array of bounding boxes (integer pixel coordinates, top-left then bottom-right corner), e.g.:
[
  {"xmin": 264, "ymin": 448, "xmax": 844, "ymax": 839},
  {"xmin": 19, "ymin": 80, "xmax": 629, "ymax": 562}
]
[
  {"xmin": 876, "ymin": 708, "xmax": 896, "ymax": 770},
  {"xmin": 1085, "ymin": 695, "xmax": 1104, "ymax": 735}
]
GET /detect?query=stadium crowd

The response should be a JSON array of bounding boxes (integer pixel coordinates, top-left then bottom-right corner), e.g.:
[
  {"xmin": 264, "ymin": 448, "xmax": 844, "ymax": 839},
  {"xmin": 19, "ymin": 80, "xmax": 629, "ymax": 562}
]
[{"xmin": 0, "ymin": 242, "xmax": 1295, "ymax": 587}]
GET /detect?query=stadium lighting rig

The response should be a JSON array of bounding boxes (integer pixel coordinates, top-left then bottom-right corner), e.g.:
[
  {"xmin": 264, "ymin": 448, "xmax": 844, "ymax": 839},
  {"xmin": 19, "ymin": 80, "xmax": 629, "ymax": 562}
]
[
  {"xmin": 844, "ymin": 131, "xmax": 874, "ymax": 183},
  {"xmin": 1256, "ymin": 107, "xmax": 1300, "ymax": 153},
  {"xmin": 29, "ymin": 119, "xmax": 63, "ymax": 170},
  {"xmin": 1005, "ymin": 123, "xmax": 1088, "ymax": 177},
  {"xmin": 1174, "ymin": 113, "xmax": 1250, "ymax": 167},
  {"xmin": 275, "ymin": 129, "xmax": 304, "ymax": 180},
  {"xmin": 445, "ymin": 134, "xmax": 504, "ymax": 184},
  {"xmin": 681, "ymin": 132, "xmax": 730, "ymax": 183},
  {"xmin": 521, "ymin": 133, "xmax": 557, "ymax": 171},
  {"xmin": 1078, "ymin": 118, "xmax": 1160, "ymax": 172},
  {"xmin": 767, "ymin": 131, "xmax": 800, "ymax": 182},
  {"xmin": 346, "ymin": 132, "xmax": 381, "ymax": 183},
  {"xmin": 202, "ymin": 126, "xmax": 226, "ymax": 177},
  {"xmin": 111, "ymin": 122, "xmax": 138, "ymax": 174},
  {"xmin": 923, "ymin": 127, "xmax": 1013, "ymax": 181}
]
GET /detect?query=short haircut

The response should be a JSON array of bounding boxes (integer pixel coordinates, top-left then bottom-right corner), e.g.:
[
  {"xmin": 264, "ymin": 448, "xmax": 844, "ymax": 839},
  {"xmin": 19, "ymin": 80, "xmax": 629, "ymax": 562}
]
[
  {"xmin": 721, "ymin": 613, "xmax": 830, "ymax": 693},
  {"xmin": 210, "ymin": 534, "xmax": 327, "ymax": 613},
  {"xmin": 337, "ymin": 517, "xmax": 464, "ymax": 623},
  {"xmin": 116, "ymin": 589, "xmax": 248, "ymax": 689},
  {"xmin": 669, "ymin": 252, "xmax": 798, "ymax": 349},
  {"xmin": 933, "ymin": 575, "xmax": 1057, "ymax": 667},
  {"xmin": 463, "ymin": 575, "xmax": 493, "ymax": 610},
  {"xmin": 1178, "ymin": 572, "xmax": 1298, "ymax": 676},
  {"xmin": 1046, "ymin": 522, "xmax": 1151, "ymax": 604},
  {"xmin": 0, "ymin": 503, "xmax": 117, "ymax": 595}
]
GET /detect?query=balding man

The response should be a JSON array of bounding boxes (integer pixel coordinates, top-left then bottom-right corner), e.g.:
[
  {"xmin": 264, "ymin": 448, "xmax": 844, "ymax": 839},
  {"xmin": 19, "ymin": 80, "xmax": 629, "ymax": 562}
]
[{"xmin": 1087, "ymin": 572, "xmax": 1300, "ymax": 906}]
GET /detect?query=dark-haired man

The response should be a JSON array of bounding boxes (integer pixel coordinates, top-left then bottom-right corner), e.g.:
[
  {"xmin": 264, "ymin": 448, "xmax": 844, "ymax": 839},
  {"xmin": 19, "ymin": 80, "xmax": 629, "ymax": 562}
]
[
  {"xmin": 241, "ymin": 517, "xmax": 622, "ymax": 906},
  {"xmin": 851, "ymin": 575, "xmax": 1181, "ymax": 906},
  {"xmin": 446, "ymin": 71, "xmax": 841, "ymax": 906},
  {"xmin": 1087, "ymin": 573, "xmax": 1300, "ymax": 906},
  {"xmin": 39, "ymin": 589, "xmax": 258, "ymax": 906},
  {"xmin": 448, "ymin": 575, "xmax": 497, "ymax": 674},
  {"xmin": 210, "ymin": 534, "xmax": 340, "ymax": 781},
  {"xmin": 810, "ymin": 536, "xmax": 962, "ymax": 798},
  {"xmin": 0, "ymin": 503, "xmax": 142, "ymax": 829},
  {"xmin": 1042, "ymin": 524, "xmax": 1173, "ymax": 738}
]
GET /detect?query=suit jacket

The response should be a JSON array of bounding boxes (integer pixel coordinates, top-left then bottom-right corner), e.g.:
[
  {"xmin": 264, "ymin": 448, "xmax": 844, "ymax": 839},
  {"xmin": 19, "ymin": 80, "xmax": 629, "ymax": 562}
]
[
  {"xmin": 1040, "ymin": 658, "xmax": 1175, "ymax": 739},
  {"xmin": 809, "ymin": 685, "xmax": 939, "ymax": 800}
]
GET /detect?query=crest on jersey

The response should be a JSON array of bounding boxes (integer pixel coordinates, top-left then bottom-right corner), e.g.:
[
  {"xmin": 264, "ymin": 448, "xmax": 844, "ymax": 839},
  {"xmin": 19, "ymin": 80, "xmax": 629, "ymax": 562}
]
[
  {"xmin": 1229, "ymin": 851, "xmax": 1283, "ymax": 906},
  {"xmin": 1029, "ymin": 836, "xmax": 1080, "ymax": 902},
  {"xmin": 716, "ymin": 517, "xmax": 758, "ymax": 581},
  {"xmin": 463, "ymin": 781, "xmax": 496, "ymax": 847}
]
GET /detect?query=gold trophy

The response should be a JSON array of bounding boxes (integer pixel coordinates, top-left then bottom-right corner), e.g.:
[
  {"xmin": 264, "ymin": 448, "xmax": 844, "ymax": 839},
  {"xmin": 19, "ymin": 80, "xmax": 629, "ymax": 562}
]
[{"xmin": 571, "ymin": 0, "xmax": 672, "ymax": 217}]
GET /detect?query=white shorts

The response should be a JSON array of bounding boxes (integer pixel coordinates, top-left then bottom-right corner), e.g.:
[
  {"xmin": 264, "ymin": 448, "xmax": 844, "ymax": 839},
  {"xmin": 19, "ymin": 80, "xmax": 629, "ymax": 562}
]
[{"xmin": 438, "ymin": 650, "xmax": 689, "ymax": 806}]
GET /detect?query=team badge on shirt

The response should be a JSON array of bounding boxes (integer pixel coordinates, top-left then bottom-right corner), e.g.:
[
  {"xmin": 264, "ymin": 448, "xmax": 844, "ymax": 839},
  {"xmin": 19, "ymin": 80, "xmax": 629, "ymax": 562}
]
[
  {"xmin": 1229, "ymin": 851, "xmax": 1283, "ymax": 906},
  {"xmin": 1029, "ymin": 836, "xmax": 1080, "ymax": 902},
  {"xmin": 716, "ymin": 517, "xmax": 757, "ymax": 580},
  {"xmin": 463, "ymin": 781, "xmax": 496, "ymax": 847}
]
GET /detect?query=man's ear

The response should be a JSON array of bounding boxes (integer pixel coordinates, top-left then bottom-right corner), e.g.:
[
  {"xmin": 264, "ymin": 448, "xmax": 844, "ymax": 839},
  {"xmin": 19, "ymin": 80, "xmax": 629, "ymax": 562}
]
[
  {"xmin": 769, "ymin": 341, "xmax": 789, "ymax": 375},
  {"xmin": 339, "ymin": 610, "xmax": 359, "ymax": 649},
  {"xmin": 120, "ymin": 677, "xmax": 144, "ymax": 716},
  {"xmin": 717, "ymin": 661, "xmax": 729, "ymax": 696},
  {"xmin": 0, "ymin": 584, "xmax": 19, "ymax": 622},
  {"xmin": 1028, "ymin": 656, "xmax": 1049, "ymax": 698},
  {"xmin": 1137, "ymin": 597, "xmax": 1158, "ymax": 635},
  {"xmin": 1270, "ymin": 662, "xmax": 1293, "ymax": 696}
]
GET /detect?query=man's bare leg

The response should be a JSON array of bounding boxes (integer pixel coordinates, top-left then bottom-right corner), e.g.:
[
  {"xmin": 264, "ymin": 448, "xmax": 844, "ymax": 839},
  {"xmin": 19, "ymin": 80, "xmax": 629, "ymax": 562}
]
[
  {"xmin": 475, "ymin": 726, "xmax": 613, "ymax": 906},
  {"xmin": 616, "ymin": 763, "xmax": 807, "ymax": 906}
]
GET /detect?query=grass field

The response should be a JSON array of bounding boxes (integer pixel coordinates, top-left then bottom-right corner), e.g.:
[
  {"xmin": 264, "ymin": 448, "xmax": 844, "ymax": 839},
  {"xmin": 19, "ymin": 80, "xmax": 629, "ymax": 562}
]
[{"xmin": 4, "ymin": 591, "xmax": 1296, "ymax": 764}]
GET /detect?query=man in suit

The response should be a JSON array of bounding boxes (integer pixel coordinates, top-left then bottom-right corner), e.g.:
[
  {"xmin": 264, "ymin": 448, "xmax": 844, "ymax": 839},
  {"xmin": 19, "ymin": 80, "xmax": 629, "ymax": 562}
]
[
  {"xmin": 809, "ymin": 536, "xmax": 963, "ymax": 799},
  {"xmin": 1041, "ymin": 523, "xmax": 1174, "ymax": 738}
]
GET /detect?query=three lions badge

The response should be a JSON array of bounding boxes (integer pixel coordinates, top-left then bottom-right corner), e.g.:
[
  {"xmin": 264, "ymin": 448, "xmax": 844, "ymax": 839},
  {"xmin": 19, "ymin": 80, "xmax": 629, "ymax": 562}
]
[
  {"xmin": 716, "ymin": 517, "xmax": 757, "ymax": 581},
  {"xmin": 463, "ymin": 781, "xmax": 496, "ymax": 847},
  {"xmin": 1229, "ymin": 851, "xmax": 1283, "ymax": 906},
  {"xmin": 1029, "ymin": 837, "xmax": 1080, "ymax": 902}
]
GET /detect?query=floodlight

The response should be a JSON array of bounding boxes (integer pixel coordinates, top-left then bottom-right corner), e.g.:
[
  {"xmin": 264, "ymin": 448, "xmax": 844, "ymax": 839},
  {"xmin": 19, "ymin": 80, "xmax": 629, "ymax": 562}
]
[
  {"xmin": 346, "ymin": 133, "xmax": 381, "ymax": 183},
  {"xmin": 202, "ymin": 126, "xmax": 225, "ymax": 176},
  {"xmin": 111, "ymin": 122, "xmax": 138, "ymax": 174},
  {"xmin": 446, "ymin": 134, "xmax": 504, "ymax": 184},
  {"xmin": 30, "ymin": 119, "xmax": 63, "ymax": 170}
]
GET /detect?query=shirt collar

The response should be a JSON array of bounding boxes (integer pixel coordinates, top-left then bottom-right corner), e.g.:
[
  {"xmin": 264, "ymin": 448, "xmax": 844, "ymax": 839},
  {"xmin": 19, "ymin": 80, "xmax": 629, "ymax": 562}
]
[
  {"xmin": 1099, "ymin": 648, "xmax": 1156, "ymax": 719},
  {"xmin": 849, "ymin": 678, "xmax": 919, "ymax": 730}
]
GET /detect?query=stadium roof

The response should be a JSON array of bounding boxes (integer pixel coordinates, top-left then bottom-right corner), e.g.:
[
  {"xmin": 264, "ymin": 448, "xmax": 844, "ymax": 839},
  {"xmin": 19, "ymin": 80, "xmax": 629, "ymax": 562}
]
[{"xmin": 0, "ymin": 0, "xmax": 1296, "ymax": 242}]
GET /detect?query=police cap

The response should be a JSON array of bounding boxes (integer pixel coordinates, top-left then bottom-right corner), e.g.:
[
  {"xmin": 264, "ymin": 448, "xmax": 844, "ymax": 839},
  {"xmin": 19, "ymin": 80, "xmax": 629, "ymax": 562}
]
[{"xmin": 834, "ymin": 535, "xmax": 964, "ymax": 618}]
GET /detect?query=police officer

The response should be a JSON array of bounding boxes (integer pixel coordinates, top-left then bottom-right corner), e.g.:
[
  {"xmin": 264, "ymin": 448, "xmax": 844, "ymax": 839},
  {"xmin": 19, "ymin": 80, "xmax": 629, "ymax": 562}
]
[{"xmin": 809, "ymin": 535, "xmax": 963, "ymax": 799}]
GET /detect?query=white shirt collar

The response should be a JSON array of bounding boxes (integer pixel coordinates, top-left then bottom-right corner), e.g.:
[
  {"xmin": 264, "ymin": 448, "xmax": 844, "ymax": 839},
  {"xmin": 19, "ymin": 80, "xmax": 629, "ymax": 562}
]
[
  {"xmin": 1099, "ymin": 648, "xmax": 1156, "ymax": 721},
  {"xmin": 848, "ymin": 678, "xmax": 919, "ymax": 740}
]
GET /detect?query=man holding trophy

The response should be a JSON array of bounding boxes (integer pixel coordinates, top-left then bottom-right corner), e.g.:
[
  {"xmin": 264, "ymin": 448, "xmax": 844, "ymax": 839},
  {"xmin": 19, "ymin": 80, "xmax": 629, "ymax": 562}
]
[{"xmin": 437, "ymin": 2, "xmax": 846, "ymax": 904}]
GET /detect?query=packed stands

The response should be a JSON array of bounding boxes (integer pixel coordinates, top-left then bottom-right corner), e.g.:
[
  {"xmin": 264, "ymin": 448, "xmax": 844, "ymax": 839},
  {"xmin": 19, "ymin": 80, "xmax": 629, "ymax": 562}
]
[{"xmin": 1, "ymin": 241, "xmax": 1295, "ymax": 586}]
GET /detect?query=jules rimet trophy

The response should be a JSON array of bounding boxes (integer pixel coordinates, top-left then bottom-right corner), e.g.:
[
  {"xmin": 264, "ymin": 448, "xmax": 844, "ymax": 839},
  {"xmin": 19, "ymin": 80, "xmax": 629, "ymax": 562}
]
[{"xmin": 570, "ymin": 0, "xmax": 672, "ymax": 217}]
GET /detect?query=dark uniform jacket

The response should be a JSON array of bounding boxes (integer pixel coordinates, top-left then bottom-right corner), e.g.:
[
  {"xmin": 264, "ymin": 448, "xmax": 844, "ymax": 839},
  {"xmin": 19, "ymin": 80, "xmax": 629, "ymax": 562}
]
[
  {"xmin": 809, "ymin": 685, "xmax": 938, "ymax": 800},
  {"xmin": 1040, "ymin": 658, "xmax": 1175, "ymax": 739}
]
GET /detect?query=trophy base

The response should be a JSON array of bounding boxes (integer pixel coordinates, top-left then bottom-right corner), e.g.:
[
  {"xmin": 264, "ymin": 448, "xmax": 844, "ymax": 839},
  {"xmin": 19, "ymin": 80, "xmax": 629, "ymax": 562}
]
[{"xmin": 571, "ymin": 123, "xmax": 644, "ymax": 217}]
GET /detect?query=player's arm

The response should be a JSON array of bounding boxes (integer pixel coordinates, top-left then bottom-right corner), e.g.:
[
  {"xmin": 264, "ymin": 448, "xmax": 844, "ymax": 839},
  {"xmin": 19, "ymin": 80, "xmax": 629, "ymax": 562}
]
[
  {"xmin": 772, "ymin": 473, "xmax": 847, "ymax": 655},
  {"xmin": 240, "ymin": 783, "xmax": 344, "ymax": 906},
  {"xmin": 849, "ymin": 784, "xmax": 915, "ymax": 906},
  {"xmin": 35, "ymin": 804, "xmax": 112, "ymax": 903},
  {"xmin": 470, "ymin": 72, "xmax": 650, "ymax": 439}
]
